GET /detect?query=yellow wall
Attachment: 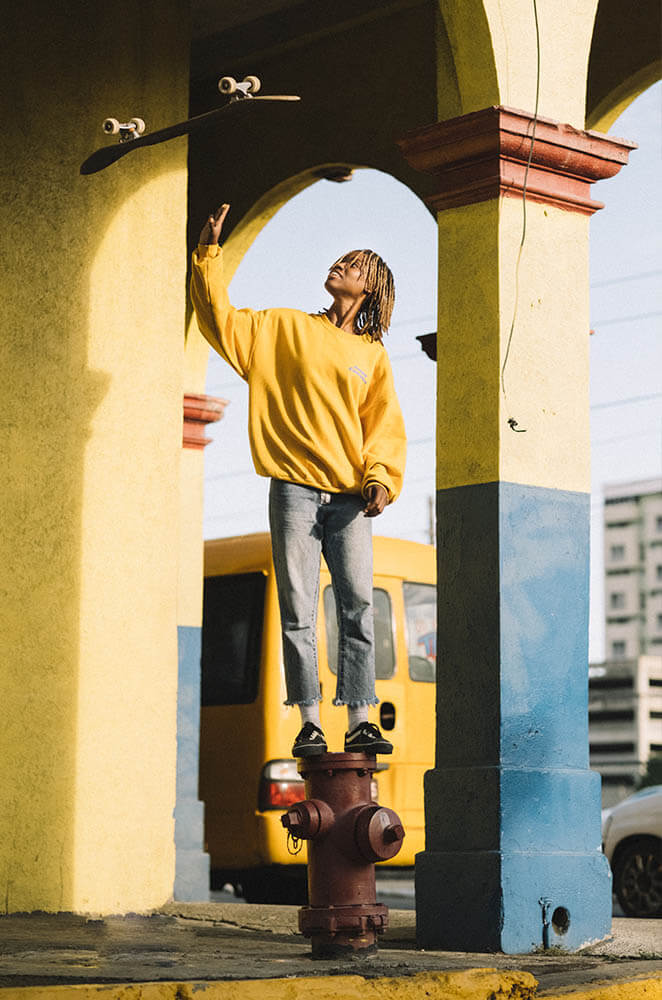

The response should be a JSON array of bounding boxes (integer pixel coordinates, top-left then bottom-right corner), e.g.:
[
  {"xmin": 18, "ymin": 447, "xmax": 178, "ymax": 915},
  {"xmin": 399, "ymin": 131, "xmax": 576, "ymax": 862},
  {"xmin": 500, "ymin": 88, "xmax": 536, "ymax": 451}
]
[
  {"xmin": 439, "ymin": 0, "xmax": 599, "ymax": 127},
  {"xmin": 0, "ymin": 0, "xmax": 189, "ymax": 912},
  {"xmin": 586, "ymin": 0, "xmax": 661, "ymax": 131}
]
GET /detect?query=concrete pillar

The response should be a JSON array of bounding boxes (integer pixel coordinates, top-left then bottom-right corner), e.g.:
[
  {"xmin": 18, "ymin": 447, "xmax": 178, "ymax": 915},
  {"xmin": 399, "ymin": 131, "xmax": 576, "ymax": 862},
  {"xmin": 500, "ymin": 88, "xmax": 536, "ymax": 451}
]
[
  {"xmin": 175, "ymin": 394, "xmax": 227, "ymax": 900},
  {"xmin": 399, "ymin": 107, "xmax": 635, "ymax": 952},
  {"xmin": 1, "ymin": 0, "xmax": 189, "ymax": 914}
]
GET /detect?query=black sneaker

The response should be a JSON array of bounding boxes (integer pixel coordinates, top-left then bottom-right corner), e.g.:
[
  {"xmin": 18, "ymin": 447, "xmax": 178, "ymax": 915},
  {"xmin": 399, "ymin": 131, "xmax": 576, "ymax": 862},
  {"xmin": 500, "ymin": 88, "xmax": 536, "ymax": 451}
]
[
  {"xmin": 344, "ymin": 722, "xmax": 393, "ymax": 754},
  {"xmin": 292, "ymin": 722, "xmax": 327, "ymax": 757}
]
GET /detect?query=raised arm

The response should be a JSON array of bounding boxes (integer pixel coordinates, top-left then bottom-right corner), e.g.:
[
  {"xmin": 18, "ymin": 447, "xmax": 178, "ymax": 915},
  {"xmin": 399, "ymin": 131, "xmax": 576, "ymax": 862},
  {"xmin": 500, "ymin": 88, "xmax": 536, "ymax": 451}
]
[{"xmin": 190, "ymin": 203, "xmax": 263, "ymax": 380}]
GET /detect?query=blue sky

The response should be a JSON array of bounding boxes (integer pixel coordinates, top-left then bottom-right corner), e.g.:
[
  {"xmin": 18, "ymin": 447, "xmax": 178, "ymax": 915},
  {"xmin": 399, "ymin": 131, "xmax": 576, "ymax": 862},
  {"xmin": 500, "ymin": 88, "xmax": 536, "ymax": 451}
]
[{"xmin": 203, "ymin": 82, "xmax": 662, "ymax": 662}]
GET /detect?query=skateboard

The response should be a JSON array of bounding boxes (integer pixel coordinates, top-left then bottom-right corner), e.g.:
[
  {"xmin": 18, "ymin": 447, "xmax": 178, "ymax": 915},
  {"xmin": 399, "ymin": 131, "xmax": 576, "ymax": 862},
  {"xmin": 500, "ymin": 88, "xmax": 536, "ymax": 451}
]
[{"xmin": 80, "ymin": 75, "xmax": 300, "ymax": 175}]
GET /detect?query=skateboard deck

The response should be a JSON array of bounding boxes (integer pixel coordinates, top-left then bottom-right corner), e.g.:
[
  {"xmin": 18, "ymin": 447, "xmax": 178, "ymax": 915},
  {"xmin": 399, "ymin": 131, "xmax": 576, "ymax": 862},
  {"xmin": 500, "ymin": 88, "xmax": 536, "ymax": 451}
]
[{"xmin": 80, "ymin": 93, "xmax": 300, "ymax": 175}]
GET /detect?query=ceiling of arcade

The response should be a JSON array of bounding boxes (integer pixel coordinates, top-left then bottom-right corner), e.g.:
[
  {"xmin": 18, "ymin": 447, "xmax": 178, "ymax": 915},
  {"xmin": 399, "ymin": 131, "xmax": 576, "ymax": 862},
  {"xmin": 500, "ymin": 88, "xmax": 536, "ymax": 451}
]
[
  {"xmin": 190, "ymin": 0, "xmax": 661, "ymax": 125},
  {"xmin": 184, "ymin": 0, "xmax": 660, "ymax": 253}
]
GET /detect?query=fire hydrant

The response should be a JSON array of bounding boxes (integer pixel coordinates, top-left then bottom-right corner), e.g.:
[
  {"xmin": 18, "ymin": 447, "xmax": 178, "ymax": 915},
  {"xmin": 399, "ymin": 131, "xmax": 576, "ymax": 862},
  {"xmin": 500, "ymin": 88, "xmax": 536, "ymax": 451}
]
[{"xmin": 280, "ymin": 752, "xmax": 405, "ymax": 958}]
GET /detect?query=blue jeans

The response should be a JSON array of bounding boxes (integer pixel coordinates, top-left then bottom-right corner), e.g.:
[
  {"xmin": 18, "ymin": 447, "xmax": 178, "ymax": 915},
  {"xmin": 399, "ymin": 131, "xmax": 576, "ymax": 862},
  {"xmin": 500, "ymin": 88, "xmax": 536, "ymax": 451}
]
[{"xmin": 268, "ymin": 479, "xmax": 377, "ymax": 708}]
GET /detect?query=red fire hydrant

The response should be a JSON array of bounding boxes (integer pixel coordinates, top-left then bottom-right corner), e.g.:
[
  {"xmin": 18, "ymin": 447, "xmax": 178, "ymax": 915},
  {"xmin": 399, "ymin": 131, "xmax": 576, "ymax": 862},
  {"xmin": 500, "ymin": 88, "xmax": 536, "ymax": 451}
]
[{"xmin": 280, "ymin": 752, "xmax": 405, "ymax": 958}]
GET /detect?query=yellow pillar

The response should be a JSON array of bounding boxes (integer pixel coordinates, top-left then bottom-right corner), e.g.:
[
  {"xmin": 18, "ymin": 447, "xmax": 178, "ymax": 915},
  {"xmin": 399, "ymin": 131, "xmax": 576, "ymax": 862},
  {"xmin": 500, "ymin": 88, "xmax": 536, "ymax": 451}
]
[{"xmin": 1, "ymin": 0, "xmax": 189, "ymax": 912}]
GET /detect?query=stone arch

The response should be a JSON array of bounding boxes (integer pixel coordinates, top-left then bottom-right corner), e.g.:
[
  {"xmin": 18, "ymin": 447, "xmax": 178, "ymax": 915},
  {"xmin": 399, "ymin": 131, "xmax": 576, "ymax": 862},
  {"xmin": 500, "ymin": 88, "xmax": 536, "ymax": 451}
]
[
  {"xmin": 586, "ymin": 0, "xmax": 662, "ymax": 131},
  {"xmin": 184, "ymin": 162, "xmax": 434, "ymax": 391}
]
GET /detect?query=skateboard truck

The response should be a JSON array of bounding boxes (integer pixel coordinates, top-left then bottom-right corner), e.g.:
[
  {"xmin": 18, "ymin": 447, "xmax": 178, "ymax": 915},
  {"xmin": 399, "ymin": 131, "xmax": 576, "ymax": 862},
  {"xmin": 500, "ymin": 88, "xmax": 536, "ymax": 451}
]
[
  {"xmin": 102, "ymin": 117, "xmax": 146, "ymax": 143},
  {"xmin": 218, "ymin": 75, "xmax": 261, "ymax": 97}
]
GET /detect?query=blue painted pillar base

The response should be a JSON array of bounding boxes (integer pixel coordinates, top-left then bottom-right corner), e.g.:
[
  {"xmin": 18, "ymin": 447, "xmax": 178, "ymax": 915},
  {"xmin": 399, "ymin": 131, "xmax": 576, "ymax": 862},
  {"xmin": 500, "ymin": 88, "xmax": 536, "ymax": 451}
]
[
  {"xmin": 416, "ymin": 847, "xmax": 611, "ymax": 953},
  {"xmin": 416, "ymin": 763, "xmax": 611, "ymax": 952},
  {"xmin": 174, "ymin": 625, "xmax": 210, "ymax": 901},
  {"xmin": 416, "ymin": 483, "xmax": 611, "ymax": 953}
]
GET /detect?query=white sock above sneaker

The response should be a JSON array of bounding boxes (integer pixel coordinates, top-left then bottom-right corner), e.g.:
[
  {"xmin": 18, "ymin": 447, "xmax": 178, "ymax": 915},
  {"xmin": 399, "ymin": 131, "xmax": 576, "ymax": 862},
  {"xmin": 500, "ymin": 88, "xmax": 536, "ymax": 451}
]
[
  {"xmin": 299, "ymin": 703, "xmax": 321, "ymax": 729},
  {"xmin": 347, "ymin": 705, "xmax": 370, "ymax": 732}
]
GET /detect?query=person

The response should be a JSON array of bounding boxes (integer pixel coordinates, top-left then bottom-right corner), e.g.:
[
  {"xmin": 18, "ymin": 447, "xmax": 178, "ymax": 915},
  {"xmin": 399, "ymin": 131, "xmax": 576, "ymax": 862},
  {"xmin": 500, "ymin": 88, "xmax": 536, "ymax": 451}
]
[{"xmin": 191, "ymin": 204, "xmax": 407, "ymax": 757}]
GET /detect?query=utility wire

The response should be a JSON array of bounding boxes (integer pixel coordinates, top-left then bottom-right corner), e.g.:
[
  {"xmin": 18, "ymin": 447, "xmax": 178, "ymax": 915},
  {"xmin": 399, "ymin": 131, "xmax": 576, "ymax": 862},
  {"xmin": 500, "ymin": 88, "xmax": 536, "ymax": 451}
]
[
  {"xmin": 593, "ymin": 428, "xmax": 661, "ymax": 447},
  {"xmin": 591, "ymin": 392, "xmax": 662, "ymax": 410},
  {"xmin": 591, "ymin": 310, "xmax": 662, "ymax": 328},
  {"xmin": 591, "ymin": 268, "xmax": 662, "ymax": 288},
  {"xmin": 500, "ymin": 0, "xmax": 540, "ymax": 399}
]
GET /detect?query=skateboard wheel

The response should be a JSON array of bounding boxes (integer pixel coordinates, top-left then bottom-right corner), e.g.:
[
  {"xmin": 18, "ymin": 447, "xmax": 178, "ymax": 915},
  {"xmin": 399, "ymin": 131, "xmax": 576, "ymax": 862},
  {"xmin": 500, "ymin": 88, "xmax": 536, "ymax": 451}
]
[
  {"xmin": 129, "ymin": 117, "xmax": 146, "ymax": 135},
  {"xmin": 218, "ymin": 76, "xmax": 237, "ymax": 94},
  {"xmin": 243, "ymin": 75, "xmax": 261, "ymax": 94},
  {"xmin": 103, "ymin": 117, "xmax": 120, "ymax": 135}
]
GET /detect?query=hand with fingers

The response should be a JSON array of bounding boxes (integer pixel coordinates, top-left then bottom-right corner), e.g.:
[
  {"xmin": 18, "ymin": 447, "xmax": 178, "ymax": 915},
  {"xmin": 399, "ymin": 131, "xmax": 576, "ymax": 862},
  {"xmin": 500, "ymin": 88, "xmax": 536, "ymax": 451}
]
[
  {"xmin": 199, "ymin": 203, "xmax": 231, "ymax": 245},
  {"xmin": 363, "ymin": 483, "xmax": 388, "ymax": 518}
]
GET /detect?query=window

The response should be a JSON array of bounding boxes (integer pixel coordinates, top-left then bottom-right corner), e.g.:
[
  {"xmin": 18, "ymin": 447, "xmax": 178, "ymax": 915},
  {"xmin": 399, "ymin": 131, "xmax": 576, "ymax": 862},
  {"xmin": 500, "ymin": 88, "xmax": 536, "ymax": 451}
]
[
  {"xmin": 403, "ymin": 582, "xmax": 437, "ymax": 682},
  {"xmin": 609, "ymin": 592, "xmax": 625, "ymax": 610},
  {"xmin": 657, "ymin": 565, "xmax": 662, "ymax": 581},
  {"xmin": 323, "ymin": 586, "xmax": 395, "ymax": 680},
  {"xmin": 610, "ymin": 545, "xmax": 625, "ymax": 561},
  {"xmin": 588, "ymin": 709, "xmax": 634, "ymax": 723},
  {"xmin": 656, "ymin": 515, "xmax": 662, "ymax": 532},
  {"xmin": 589, "ymin": 742, "xmax": 635, "ymax": 754},
  {"xmin": 658, "ymin": 614, "xmax": 662, "ymax": 630},
  {"xmin": 201, "ymin": 572, "xmax": 266, "ymax": 705},
  {"xmin": 611, "ymin": 640, "xmax": 626, "ymax": 658},
  {"xmin": 589, "ymin": 676, "xmax": 633, "ymax": 691}
]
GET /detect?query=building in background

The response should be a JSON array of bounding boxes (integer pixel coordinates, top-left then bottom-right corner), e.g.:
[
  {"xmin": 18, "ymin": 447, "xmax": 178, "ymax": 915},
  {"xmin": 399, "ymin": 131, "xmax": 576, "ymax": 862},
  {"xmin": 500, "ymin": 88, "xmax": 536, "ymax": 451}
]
[
  {"xmin": 589, "ymin": 655, "xmax": 662, "ymax": 807},
  {"xmin": 589, "ymin": 479, "xmax": 662, "ymax": 806},
  {"xmin": 604, "ymin": 477, "xmax": 662, "ymax": 659}
]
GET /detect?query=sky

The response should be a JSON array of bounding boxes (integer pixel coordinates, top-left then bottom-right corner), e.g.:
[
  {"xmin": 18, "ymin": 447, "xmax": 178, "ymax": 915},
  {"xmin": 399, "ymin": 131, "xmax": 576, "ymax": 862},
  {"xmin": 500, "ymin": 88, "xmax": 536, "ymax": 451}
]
[{"xmin": 202, "ymin": 82, "xmax": 662, "ymax": 663}]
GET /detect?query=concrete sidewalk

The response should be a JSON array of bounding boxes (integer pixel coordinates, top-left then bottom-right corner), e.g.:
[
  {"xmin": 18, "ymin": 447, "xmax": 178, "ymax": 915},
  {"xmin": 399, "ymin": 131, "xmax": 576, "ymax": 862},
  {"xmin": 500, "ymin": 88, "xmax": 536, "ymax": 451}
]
[{"xmin": 0, "ymin": 903, "xmax": 660, "ymax": 999}]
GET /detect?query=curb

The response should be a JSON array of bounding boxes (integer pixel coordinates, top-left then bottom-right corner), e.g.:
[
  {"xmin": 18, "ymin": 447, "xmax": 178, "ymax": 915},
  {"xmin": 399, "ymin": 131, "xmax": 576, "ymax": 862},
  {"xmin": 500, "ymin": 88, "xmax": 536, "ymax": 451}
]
[{"xmin": 1, "ymin": 970, "xmax": 661, "ymax": 1000}]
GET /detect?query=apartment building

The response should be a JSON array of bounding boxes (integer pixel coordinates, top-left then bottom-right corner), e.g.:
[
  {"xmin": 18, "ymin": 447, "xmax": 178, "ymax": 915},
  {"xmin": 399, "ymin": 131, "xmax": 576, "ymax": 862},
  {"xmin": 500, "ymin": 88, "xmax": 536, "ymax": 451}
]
[
  {"xmin": 589, "ymin": 655, "xmax": 662, "ymax": 807},
  {"xmin": 588, "ymin": 480, "xmax": 662, "ymax": 805},
  {"xmin": 604, "ymin": 478, "xmax": 662, "ymax": 659}
]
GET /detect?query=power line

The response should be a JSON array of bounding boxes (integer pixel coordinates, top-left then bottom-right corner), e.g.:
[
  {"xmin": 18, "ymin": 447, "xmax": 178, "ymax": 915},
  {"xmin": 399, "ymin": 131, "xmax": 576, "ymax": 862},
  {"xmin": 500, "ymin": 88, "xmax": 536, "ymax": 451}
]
[
  {"xmin": 591, "ymin": 268, "xmax": 662, "ymax": 288},
  {"xmin": 592, "ymin": 428, "xmax": 661, "ymax": 447},
  {"xmin": 592, "ymin": 310, "xmax": 662, "ymax": 328},
  {"xmin": 591, "ymin": 392, "xmax": 662, "ymax": 410}
]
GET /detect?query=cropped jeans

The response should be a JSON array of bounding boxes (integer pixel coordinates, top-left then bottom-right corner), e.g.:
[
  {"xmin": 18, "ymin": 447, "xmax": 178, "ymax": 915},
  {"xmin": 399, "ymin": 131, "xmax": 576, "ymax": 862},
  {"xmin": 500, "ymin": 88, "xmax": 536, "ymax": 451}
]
[{"xmin": 268, "ymin": 479, "xmax": 377, "ymax": 708}]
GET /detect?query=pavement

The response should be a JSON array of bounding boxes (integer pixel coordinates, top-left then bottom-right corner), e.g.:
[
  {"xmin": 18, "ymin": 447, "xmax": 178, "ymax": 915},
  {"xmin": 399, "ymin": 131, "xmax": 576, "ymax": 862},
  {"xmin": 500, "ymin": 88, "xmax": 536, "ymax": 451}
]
[{"xmin": 0, "ymin": 902, "xmax": 661, "ymax": 1000}]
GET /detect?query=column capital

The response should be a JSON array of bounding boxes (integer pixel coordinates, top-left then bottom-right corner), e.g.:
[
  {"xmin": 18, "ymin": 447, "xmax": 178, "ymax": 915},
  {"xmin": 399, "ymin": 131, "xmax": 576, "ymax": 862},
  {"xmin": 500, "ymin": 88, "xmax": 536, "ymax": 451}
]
[
  {"xmin": 398, "ymin": 106, "xmax": 636, "ymax": 216},
  {"xmin": 182, "ymin": 393, "xmax": 228, "ymax": 450}
]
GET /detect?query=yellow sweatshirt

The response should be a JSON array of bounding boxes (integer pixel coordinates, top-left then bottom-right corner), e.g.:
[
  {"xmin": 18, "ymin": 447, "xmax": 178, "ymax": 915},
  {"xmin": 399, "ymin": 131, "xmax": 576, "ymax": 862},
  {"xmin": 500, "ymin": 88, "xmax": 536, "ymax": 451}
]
[{"xmin": 190, "ymin": 244, "xmax": 406, "ymax": 502}]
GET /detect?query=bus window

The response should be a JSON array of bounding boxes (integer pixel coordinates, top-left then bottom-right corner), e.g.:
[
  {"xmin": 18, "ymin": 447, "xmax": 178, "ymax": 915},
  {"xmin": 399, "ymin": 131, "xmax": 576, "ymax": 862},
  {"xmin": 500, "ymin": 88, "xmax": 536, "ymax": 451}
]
[
  {"xmin": 403, "ymin": 582, "xmax": 436, "ymax": 682},
  {"xmin": 201, "ymin": 572, "xmax": 266, "ymax": 705},
  {"xmin": 323, "ymin": 586, "xmax": 395, "ymax": 680}
]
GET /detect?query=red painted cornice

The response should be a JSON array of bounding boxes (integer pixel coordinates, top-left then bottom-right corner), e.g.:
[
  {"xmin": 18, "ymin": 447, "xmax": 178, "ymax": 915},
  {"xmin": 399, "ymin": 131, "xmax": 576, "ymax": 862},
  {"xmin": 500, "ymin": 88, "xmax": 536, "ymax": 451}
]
[
  {"xmin": 398, "ymin": 106, "xmax": 636, "ymax": 215},
  {"xmin": 183, "ymin": 393, "xmax": 228, "ymax": 450}
]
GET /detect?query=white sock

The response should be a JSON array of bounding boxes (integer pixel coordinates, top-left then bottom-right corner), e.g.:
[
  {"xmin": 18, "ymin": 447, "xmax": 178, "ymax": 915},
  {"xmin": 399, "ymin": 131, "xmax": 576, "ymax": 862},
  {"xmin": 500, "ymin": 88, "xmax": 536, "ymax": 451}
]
[
  {"xmin": 347, "ymin": 705, "xmax": 370, "ymax": 732},
  {"xmin": 299, "ymin": 703, "xmax": 321, "ymax": 728}
]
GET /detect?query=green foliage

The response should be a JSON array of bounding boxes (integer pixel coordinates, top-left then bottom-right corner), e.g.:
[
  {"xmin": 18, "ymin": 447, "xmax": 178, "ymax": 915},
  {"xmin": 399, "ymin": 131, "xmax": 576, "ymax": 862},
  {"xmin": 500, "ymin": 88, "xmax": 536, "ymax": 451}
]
[{"xmin": 636, "ymin": 754, "xmax": 662, "ymax": 790}]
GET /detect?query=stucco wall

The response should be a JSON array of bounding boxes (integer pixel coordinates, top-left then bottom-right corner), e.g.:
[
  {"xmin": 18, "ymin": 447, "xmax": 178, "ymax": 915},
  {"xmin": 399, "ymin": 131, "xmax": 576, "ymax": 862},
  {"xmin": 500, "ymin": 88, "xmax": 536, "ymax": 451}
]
[{"xmin": 0, "ymin": 0, "xmax": 189, "ymax": 912}]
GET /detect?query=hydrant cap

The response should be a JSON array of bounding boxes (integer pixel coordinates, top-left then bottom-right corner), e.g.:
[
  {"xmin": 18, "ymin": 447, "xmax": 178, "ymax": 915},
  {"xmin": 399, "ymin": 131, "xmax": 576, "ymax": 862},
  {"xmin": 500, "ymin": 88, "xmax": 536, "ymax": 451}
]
[
  {"xmin": 280, "ymin": 798, "xmax": 334, "ymax": 839},
  {"xmin": 355, "ymin": 805, "xmax": 405, "ymax": 862}
]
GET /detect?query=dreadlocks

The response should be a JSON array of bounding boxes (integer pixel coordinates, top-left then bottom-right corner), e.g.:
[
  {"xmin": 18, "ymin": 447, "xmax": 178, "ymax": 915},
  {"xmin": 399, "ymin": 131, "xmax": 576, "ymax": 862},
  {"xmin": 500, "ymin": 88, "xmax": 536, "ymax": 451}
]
[{"xmin": 332, "ymin": 250, "xmax": 395, "ymax": 343}]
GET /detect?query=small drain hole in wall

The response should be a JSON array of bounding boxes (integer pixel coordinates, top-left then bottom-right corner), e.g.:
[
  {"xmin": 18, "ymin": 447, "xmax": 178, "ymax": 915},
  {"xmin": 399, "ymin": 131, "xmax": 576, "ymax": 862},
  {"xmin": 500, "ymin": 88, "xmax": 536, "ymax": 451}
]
[{"xmin": 552, "ymin": 906, "xmax": 570, "ymax": 936}]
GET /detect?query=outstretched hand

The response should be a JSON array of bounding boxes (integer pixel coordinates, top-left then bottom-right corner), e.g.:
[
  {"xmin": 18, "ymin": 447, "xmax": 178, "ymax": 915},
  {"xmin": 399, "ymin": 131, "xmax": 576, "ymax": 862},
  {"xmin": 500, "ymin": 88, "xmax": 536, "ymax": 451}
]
[
  {"xmin": 363, "ymin": 483, "xmax": 388, "ymax": 517},
  {"xmin": 199, "ymin": 204, "xmax": 230, "ymax": 245}
]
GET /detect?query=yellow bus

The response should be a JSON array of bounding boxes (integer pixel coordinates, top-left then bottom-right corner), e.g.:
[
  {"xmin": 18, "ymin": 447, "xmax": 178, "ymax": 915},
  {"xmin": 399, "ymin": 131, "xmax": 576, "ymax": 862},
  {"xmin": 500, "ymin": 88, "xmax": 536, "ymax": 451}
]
[{"xmin": 200, "ymin": 532, "xmax": 436, "ymax": 902}]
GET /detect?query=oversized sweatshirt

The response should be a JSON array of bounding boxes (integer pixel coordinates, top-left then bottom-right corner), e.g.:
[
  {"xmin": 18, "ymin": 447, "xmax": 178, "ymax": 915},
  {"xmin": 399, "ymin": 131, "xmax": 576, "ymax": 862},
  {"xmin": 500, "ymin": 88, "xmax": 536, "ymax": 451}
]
[{"xmin": 190, "ymin": 244, "xmax": 407, "ymax": 502}]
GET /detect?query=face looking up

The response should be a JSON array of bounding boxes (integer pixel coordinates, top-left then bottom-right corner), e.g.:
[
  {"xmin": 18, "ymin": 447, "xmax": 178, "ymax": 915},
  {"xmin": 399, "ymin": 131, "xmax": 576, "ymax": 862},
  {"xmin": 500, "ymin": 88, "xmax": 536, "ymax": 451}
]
[{"xmin": 324, "ymin": 253, "xmax": 369, "ymax": 301}]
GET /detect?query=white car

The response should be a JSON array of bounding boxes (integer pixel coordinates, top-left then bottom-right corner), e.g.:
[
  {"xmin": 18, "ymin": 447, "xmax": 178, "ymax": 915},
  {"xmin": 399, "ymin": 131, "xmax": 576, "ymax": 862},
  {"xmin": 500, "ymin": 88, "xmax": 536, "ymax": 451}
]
[{"xmin": 602, "ymin": 785, "xmax": 662, "ymax": 917}]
